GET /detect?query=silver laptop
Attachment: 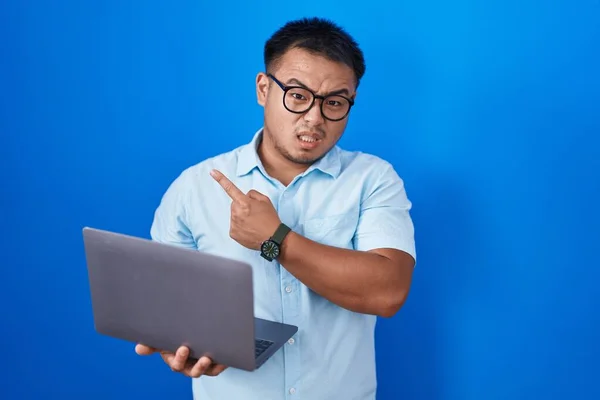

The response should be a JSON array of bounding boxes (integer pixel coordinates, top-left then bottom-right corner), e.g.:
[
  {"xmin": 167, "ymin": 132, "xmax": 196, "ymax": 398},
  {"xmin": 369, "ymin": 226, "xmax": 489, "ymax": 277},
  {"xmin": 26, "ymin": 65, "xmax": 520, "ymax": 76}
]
[{"xmin": 82, "ymin": 226, "xmax": 298, "ymax": 371}]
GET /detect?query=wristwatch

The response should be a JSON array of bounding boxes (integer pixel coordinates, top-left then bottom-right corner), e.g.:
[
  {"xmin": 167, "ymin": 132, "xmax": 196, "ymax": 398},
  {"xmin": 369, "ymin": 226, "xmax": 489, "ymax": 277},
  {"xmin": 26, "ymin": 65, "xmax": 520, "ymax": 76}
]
[{"xmin": 260, "ymin": 223, "xmax": 291, "ymax": 261}]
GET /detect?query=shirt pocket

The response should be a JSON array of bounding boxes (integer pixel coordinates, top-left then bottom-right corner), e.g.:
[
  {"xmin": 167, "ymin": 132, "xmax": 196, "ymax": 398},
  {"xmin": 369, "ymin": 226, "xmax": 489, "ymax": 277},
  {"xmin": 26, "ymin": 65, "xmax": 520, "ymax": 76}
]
[{"xmin": 302, "ymin": 212, "xmax": 358, "ymax": 249}]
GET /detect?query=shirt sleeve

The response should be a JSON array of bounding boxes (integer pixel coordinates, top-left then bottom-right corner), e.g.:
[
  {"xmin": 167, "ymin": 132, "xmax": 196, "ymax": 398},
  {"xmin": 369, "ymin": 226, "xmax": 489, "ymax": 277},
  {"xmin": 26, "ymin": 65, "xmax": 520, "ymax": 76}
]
[
  {"xmin": 352, "ymin": 161, "xmax": 416, "ymax": 262},
  {"xmin": 149, "ymin": 170, "xmax": 197, "ymax": 249}
]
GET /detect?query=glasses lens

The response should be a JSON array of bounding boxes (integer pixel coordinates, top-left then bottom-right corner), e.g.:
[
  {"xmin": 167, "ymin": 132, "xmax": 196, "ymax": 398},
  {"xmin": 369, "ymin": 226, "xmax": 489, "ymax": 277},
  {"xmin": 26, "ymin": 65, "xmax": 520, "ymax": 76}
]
[
  {"xmin": 284, "ymin": 87, "xmax": 314, "ymax": 113},
  {"xmin": 322, "ymin": 95, "xmax": 351, "ymax": 120},
  {"xmin": 283, "ymin": 87, "xmax": 351, "ymax": 120}
]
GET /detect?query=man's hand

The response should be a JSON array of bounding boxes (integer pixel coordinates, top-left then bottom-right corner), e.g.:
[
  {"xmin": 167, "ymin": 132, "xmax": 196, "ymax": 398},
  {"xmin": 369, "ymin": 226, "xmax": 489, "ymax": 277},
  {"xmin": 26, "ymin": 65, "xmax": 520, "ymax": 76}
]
[
  {"xmin": 135, "ymin": 344, "xmax": 228, "ymax": 378},
  {"xmin": 210, "ymin": 169, "xmax": 280, "ymax": 250}
]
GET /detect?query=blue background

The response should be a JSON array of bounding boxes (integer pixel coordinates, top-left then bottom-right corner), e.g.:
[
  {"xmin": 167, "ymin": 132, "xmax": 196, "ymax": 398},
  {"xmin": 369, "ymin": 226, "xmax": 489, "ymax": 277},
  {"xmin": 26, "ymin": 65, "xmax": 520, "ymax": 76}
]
[{"xmin": 1, "ymin": 1, "xmax": 599, "ymax": 399}]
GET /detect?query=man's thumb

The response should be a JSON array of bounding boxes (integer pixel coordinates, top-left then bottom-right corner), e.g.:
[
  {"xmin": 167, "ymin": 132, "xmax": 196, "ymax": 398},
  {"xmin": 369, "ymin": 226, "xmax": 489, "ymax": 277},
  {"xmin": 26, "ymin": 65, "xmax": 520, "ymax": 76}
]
[{"xmin": 247, "ymin": 189, "xmax": 268, "ymax": 201}]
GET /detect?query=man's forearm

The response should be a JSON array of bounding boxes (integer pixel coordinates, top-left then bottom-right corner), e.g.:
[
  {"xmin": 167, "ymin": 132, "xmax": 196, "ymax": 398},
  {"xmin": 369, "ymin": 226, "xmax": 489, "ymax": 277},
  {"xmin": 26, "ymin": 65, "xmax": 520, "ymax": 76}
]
[{"xmin": 278, "ymin": 231, "xmax": 414, "ymax": 317}]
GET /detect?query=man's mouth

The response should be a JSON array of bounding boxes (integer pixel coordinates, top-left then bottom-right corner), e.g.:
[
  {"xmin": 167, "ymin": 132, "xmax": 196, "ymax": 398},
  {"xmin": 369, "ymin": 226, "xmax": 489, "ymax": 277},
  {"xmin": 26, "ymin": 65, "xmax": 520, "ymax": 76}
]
[
  {"xmin": 298, "ymin": 135, "xmax": 320, "ymax": 143},
  {"xmin": 297, "ymin": 132, "xmax": 323, "ymax": 142},
  {"xmin": 296, "ymin": 132, "xmax": 323, "ymax": 150}
]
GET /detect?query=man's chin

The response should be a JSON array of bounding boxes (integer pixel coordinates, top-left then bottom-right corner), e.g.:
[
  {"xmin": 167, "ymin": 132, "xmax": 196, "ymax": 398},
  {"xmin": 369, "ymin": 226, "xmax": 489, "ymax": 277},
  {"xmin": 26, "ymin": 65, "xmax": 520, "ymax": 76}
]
[
  {"xmin": 273, "ymin": 138, "xmax": 330, "ymax": 166},
  {"xmin": 285, "ymin": 150, "xmax": 326, "ymax": 165}
]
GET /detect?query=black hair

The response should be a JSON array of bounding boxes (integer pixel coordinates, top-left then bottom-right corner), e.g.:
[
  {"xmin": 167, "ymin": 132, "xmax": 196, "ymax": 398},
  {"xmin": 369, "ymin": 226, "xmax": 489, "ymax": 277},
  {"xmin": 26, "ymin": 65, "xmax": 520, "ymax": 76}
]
[{"xmin": 264, "ymin": 17, "xmax": 366, "ymax": 88}]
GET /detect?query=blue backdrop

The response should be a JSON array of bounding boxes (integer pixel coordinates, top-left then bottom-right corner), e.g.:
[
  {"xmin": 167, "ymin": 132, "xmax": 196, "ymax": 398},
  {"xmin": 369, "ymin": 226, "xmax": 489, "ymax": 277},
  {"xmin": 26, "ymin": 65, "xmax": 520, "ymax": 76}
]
[{"xmin": 1, "ymin": 1, "xmax": 599, "ymax": 399}]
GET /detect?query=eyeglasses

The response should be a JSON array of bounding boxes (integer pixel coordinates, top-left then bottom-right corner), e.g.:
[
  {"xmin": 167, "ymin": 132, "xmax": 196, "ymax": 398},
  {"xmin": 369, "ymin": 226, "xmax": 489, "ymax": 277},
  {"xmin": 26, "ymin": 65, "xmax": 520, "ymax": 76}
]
[{"xmin": 267, "ymin": 74, "xmax": 354, "ymax": 122}]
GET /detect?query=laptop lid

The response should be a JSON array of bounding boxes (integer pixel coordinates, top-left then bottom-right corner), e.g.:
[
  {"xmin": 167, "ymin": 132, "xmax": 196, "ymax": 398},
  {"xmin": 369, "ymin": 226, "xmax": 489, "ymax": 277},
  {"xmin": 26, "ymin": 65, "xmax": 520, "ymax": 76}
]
[{"xmin": 82, "ymin": 227, "xmax": 259, "ymax": 371}]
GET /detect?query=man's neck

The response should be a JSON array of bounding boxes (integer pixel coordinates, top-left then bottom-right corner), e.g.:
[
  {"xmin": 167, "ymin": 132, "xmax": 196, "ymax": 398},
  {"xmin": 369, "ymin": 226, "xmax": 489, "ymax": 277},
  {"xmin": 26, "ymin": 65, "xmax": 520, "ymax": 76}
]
[{"xmin": 257, "ymin": 137, "xmax": 309, "ymax": 187}]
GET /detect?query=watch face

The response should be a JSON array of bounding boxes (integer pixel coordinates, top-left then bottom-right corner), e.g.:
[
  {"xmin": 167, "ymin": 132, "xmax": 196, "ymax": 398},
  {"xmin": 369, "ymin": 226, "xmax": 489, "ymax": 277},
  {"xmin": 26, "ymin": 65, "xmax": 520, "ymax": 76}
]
[{"xmin": 261, "ymin": 240, "xmax": 280, "ymax": 260}]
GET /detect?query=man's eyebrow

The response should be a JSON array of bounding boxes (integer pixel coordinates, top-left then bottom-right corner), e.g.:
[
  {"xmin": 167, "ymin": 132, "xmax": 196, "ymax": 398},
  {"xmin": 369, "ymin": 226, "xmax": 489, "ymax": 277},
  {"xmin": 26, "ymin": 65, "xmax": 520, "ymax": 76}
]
[{"xmin": 286, "ymin": 78, "xmax": 351, "ymax": 97}]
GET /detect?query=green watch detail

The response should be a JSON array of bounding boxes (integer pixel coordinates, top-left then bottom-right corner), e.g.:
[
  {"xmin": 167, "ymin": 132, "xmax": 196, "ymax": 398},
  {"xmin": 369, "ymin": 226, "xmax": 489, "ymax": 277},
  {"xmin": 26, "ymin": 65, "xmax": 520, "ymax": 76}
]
[{"xmin": 260, "ymin": 223, "xmax": 291, "ymax": 261}]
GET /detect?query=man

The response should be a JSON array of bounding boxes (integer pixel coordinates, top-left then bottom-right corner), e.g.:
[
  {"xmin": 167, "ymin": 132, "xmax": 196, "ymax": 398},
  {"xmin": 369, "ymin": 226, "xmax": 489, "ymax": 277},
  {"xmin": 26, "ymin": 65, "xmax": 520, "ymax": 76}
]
[{"xmin": 136, "ymin": 17, "xmax": 416, "ymax": 400}]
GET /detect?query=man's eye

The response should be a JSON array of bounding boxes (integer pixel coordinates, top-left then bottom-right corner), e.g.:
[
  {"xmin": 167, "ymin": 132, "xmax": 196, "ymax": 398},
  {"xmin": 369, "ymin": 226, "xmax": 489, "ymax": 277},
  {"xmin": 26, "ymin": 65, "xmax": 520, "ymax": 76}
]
[{"xmin": 291, "ymin": 93, "xmax": 307, "ymax": 100}]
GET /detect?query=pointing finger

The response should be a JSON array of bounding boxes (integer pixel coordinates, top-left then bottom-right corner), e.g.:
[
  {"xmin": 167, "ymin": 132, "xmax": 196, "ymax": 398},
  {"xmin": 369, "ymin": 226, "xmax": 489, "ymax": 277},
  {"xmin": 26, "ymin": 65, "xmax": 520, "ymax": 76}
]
[{"xmin": 210, "ymin": 169, "xmax": 245, "ymax": 202}]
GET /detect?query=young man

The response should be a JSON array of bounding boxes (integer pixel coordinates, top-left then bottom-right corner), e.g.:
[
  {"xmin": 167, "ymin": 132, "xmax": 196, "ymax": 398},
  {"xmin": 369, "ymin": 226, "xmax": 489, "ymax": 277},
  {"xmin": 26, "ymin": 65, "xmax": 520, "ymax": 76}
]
[{"xmin": 136, "ymin": 17, "xmax": 416, "ymax": 400}]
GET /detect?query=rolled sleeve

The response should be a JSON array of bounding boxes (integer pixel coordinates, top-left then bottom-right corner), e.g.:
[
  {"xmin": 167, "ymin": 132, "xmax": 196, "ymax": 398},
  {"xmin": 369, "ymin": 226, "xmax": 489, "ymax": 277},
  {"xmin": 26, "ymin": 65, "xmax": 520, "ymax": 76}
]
[
  {"xmin": 150, "ymin": 170, "xmax": 197, "ymax": 249},
  {"xmin": 352, "ymin": 162, "xmax": 416, "ymax": 262}
]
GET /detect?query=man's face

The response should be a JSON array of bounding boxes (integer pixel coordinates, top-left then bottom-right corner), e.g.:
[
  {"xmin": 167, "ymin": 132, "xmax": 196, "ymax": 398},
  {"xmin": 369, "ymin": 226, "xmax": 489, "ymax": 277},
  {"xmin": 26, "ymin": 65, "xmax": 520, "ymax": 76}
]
[{"xmin": 256, "ymin": 47, "xmax": 357, "ymax": 165}]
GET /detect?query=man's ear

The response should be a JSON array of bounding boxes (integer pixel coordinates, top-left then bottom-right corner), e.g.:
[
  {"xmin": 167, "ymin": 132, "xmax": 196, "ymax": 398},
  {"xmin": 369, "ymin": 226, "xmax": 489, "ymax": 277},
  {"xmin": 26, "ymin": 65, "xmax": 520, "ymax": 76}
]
[{"xmin": 256, "ymin": 72, "xmax": 269, "ymax": 107}]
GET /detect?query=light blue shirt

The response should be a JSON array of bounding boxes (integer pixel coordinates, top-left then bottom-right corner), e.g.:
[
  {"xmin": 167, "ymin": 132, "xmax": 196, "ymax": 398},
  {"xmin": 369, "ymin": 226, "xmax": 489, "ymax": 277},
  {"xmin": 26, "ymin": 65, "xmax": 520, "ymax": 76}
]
[{"xmin": 150, "ymin": 128, "xmax": 416, "ymax": 400}]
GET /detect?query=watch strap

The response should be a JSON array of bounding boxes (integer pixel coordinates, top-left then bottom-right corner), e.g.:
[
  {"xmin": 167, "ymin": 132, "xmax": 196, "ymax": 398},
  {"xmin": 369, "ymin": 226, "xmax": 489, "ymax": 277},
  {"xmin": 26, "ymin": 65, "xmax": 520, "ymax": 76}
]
[{"xmin": 271, "ymin": 223, "xmax": 291, "ymax": 245}]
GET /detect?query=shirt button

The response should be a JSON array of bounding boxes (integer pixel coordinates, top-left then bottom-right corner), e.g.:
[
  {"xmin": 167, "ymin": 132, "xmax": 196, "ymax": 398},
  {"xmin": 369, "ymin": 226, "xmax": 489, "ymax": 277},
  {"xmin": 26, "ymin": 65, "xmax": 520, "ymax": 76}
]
[
  {"xmin": 289, "ymin": 388, "xmax": 296, "ymax": 394},
  {"xmin": 285, "ymin": 286, "xmax": 292, "ymax": 293},
  {"xmin": 288, "ymin": 338, "xmax": 295, "ymax": 345}
]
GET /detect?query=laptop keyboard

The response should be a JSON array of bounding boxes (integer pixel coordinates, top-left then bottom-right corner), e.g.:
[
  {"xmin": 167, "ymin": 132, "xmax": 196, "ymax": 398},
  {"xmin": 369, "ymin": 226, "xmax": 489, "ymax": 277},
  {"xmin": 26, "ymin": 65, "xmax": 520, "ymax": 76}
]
[{"xmin": 255, "ymin": 339, "xmax": 274, "ymax": 358}]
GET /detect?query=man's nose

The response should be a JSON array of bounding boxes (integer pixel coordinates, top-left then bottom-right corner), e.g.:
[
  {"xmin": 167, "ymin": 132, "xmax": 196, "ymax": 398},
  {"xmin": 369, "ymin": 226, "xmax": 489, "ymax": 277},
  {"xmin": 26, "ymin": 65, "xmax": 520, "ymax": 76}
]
[{"xmin": 303, "ymin": 99, "xmax": 325, "ymax": 125}]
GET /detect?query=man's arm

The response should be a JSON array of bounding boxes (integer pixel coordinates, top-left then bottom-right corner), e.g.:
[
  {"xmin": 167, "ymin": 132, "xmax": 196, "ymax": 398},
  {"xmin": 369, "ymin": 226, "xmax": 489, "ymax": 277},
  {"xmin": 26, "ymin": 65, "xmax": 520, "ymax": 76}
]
[
  {"xmin": 278, "ymin": 234, "xmax": 414, "ymax": 318},
  {"xmin": 149, "ymin": 169, "xmax": 197, "ymax": 248},
  {"xmin": 278, "ymin": 161, "xmax": 416, "ymax": 318},
  {"xmin": 211, "ymin": 163, "xmax": 417, "ymax": 319}
]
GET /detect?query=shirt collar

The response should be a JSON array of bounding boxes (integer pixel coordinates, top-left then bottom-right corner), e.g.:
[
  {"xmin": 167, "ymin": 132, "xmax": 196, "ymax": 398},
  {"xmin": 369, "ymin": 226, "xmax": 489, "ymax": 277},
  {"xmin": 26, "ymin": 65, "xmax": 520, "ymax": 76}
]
[
  {"xmin": 236, "ymin": 128, "xmax": 264, "ymax": 177},
  {"xmin": 236, "ymin": 128, "xmax": 342, "ymax": 179}
]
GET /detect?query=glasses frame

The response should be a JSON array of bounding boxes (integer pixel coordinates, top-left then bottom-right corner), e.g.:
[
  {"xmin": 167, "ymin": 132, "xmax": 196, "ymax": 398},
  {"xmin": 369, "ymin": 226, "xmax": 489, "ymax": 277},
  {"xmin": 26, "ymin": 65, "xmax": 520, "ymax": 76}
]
[{"xmin": 267, "ymin": 73, "xmax": 355, "ymax": 122}]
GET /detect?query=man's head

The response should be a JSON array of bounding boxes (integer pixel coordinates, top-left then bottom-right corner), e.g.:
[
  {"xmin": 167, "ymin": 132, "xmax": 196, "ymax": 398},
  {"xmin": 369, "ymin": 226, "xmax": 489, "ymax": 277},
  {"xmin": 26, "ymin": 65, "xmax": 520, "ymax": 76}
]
[{"xmin": 256, "ymin": 17, "xmax": 365, "ymax": 166}]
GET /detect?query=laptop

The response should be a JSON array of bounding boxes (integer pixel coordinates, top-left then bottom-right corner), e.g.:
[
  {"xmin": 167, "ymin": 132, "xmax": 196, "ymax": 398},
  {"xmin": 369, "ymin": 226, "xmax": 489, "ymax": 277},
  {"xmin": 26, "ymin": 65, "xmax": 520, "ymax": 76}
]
[{"xmin": 82, "ymin": 226, "xmax": 298, "ymax": 372}]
